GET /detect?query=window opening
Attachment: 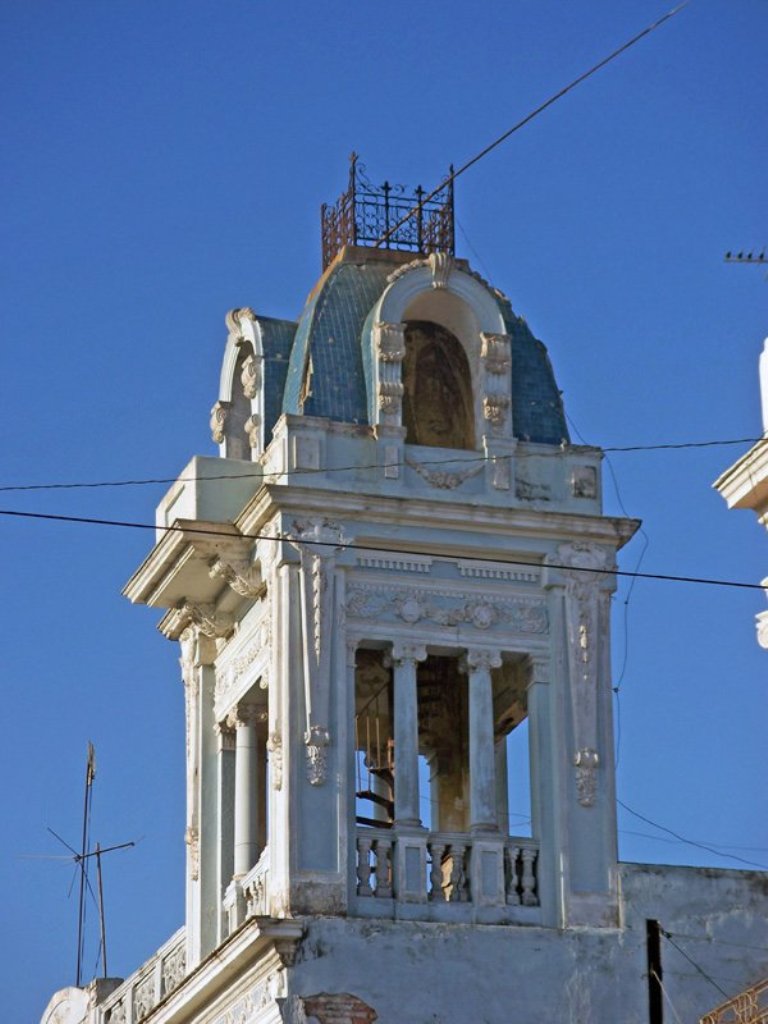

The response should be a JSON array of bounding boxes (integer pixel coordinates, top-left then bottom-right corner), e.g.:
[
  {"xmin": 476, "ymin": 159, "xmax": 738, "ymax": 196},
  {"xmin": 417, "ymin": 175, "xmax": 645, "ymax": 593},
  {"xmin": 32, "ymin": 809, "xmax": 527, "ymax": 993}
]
[{"xmin": 402, "ymin": 321, "xmax": 474, "ymax": 450}]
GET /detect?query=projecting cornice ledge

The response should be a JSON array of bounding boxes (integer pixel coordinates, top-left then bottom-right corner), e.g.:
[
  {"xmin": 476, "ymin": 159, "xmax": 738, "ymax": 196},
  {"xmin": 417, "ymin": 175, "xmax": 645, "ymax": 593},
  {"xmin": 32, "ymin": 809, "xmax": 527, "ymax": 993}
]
[
  {"xmin": 123, "ymin": 519, "xmax": 250, "ymax": 609},
  {"xmin": 138, "ymin": 919, "xmax": 304, "ymax": 1024},
  {"xmin": 714, "ymin": 438, "xmax": 768, "ymax": 516}
]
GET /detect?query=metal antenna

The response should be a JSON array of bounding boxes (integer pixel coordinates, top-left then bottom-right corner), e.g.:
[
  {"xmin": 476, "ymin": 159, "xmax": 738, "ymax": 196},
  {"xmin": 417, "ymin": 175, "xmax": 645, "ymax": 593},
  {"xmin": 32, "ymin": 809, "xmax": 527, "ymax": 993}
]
[
  {"xmin": 43, "ymin": 743, "xmax": 136, "ymax": 987},
  {"xmin": 75, "ymin": 742, "xmax": 96, "ymax": 987}
]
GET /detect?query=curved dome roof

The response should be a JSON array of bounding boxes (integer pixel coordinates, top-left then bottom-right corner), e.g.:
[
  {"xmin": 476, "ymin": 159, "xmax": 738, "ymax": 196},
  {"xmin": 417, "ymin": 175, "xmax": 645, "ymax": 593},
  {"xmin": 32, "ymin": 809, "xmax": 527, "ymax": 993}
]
[{"xmin": 256, "ymin": 246, "xmax": 568, "ymax": 446}]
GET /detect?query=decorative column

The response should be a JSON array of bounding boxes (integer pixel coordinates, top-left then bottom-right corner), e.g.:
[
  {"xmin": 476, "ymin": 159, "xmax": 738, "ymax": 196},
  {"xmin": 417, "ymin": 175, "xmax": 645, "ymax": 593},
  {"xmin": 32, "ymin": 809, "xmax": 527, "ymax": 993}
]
[
  {"xmin": 387, "ymin": 641, "xmax": 428, "ymax": 903},
  {"xmin": 463, "ymin": 649, "xmax": 502, "ymax": 832},
  {"xmin": 389, "ymin": 641, "xmax": 426, "ymax": 827},
  {"xmin": 229, "ymin": 702, "xmax": 262, "ymax": 878},
  {"xmin": 215, "ymin": 722, "xmax": 235, "ymax": 944}
]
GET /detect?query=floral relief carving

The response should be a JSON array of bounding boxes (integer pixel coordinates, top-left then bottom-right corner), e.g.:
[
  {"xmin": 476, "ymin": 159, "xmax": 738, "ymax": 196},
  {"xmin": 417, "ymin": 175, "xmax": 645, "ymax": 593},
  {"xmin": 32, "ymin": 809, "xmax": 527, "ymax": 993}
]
[
  {"xmin": 305, "ymin": 724, "xmax": 330, "ymax": 786},
  {"xmin": 244, "ymin": 414, "xmax": 261, "ymax": 450},
  {"xmin": 178, "ymin": 601, "xmax": 234, "ymax": 639},
  {"xmin": 346, "ymin": 584, "xmax": 548, "ymax": 634},
  {"xmin": 483, "ymin": 394, "xmax": 510, "ymax": 428}
]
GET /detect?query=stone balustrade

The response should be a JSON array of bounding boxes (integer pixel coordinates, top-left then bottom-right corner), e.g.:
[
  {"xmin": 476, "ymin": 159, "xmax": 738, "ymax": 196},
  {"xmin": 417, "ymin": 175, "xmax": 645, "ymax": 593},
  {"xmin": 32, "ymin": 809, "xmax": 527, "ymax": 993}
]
[
  {"xmin": 100, "ymin": 928, "xmax": 186, "ymax": 1024},
  {"xmin": 354, "ymin": 827, "xmax": 539, "ymax": 918},
  {"xmin": 224, "ymin": 848, "xmax": 270, "ymax": 937}
]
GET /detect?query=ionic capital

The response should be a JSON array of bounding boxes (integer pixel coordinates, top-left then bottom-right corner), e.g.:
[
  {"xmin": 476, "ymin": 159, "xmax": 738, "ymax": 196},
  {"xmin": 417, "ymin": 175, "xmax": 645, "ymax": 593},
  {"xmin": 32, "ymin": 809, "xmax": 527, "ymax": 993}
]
[
  {"xmin": 460, "ymin": 648, "xmax": 502, "ymax": 674},
  {"xmin": 388, "ymin": 641, "xmax": 427, "ymax": 667}
]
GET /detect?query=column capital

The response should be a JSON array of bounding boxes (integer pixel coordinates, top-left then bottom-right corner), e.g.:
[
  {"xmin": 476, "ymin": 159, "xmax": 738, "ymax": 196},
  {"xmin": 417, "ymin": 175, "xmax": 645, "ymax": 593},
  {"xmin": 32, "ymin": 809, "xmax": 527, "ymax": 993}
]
[
  {"xmin": 227, "ymin": 700, "xmax": 264, "ymax": 730},
  {"xmin": 388, "ymin": 641, "xmax": 427, "ymax": 666},
  {"xmin": 215, "ymin": 720, "xmax": 236, "ymax": 751},
  {"xmin": 460, "ymin": 648, "xmax": 502, "ymax": 673}
]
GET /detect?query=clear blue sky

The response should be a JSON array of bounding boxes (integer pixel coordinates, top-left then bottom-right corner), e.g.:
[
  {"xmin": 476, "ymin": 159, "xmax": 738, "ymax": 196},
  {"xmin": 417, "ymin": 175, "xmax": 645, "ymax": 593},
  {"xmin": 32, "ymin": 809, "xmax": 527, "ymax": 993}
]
[{"xmin": 2, "ymin": 2, "xmax": 766, "ymax": 1020}]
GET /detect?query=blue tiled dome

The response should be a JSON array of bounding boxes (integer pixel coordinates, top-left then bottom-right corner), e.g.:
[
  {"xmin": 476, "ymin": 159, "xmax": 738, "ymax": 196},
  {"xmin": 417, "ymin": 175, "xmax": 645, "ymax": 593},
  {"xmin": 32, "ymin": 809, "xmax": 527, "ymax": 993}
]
[{"xmin": 260, "ymin": 248, "xmax": 568, "ymax": 446}]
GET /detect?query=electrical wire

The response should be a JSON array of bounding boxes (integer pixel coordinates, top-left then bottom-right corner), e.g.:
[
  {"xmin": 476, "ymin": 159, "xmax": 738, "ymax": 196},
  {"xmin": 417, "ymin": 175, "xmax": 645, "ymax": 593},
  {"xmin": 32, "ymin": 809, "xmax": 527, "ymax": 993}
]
[
  {"xmin": 617, "ymin": 800, "xmax": 768, "ymax": 870},
  {"xmin": 0, "ymin": 435, "xmax": 763, "ymax": 495},
  {"xmin": 0, "ymin": 506, "xmax": 766, "ymax": 592},
  {"xmin": 374, "ymin": 1, "xmax": 692, "ymax": 248},
  {"xmin": 661, "ymin": 930, "xmax": 730, "ymax": 1000},
  {"xmin": 664, "ymin": 931, "xmax": 768, "ymax": 955},
  {"xmin": 650, "ymin": 969, "xmax": 684, "ymax": 1024}
]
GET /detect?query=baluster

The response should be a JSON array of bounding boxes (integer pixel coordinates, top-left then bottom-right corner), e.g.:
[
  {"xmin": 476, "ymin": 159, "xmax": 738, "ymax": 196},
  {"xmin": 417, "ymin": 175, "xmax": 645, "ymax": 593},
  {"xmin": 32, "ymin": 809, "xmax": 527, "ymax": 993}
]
[
  {"xmin": 357, "ymin": 835, "xmax": 373, "ymax": 897},
  {"xmin": 521, "ymin": 846, "xmax": 538, "ymax": 906},
  {"xmin": 447, "ymin": 843, "xmax": 467, "ymax": 903},
  {"xmin": 506, "ymin": 845, "xmax": 521, "ymax": 905},
  {"xmin": 374, "ymin": 838, "xmax": 392, "ymax": 898},
  {"xmin": 428, "ymin": 842, "xmax": 445, "ymax": 901}
]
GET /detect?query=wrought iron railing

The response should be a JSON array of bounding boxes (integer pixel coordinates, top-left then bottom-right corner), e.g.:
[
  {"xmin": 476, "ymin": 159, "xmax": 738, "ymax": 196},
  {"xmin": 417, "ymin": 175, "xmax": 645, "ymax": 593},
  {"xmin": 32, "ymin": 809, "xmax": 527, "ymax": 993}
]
[
  {"xmin": 701, "ymin": 978, "xmax": 768, "ymax": 1024},
  {"xmin": 321, "ymin": 154, "xmax": 455, "ymax": 269}
]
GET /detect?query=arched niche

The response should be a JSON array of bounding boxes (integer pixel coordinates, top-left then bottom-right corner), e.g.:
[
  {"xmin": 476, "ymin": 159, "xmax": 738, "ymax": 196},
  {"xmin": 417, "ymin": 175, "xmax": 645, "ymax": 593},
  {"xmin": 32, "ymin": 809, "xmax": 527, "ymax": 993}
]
[
  {"xmin": 402, "ymin": 320, "xmax": 475, "ymax": 450},
  {"xmin": 211, "ymin": 308, "xmax": 264, "ymax": 460},
  {"xmin": 368, "ymin": 257, "xmax": 511, "ymax": 448}
]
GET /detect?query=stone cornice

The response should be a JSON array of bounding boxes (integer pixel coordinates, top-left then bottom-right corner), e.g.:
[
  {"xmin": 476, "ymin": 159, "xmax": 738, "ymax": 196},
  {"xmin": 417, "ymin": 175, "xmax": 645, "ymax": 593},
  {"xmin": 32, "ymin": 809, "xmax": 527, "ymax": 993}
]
[
  {"xmin": 236, "ymin": 484, "xmax": 639, "ymax": 554},
  {"xmin": 123, "ymin": 520, "xmax": 250, "ymax": 609},
  {"xmin": 713, "ymin": 438, "xmax": 768, "ymax": 515},
  {"xmin": 135, "ymin": 918, "xmax": 303, "ymax": 1024}
]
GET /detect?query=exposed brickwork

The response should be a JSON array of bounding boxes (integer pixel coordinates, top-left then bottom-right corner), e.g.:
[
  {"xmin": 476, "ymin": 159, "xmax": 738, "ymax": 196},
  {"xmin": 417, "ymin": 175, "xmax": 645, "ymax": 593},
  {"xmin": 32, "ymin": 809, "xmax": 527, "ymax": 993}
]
[{"xmin": 302, "ymin": 992, "xmax": 377, "ymax": 1024}]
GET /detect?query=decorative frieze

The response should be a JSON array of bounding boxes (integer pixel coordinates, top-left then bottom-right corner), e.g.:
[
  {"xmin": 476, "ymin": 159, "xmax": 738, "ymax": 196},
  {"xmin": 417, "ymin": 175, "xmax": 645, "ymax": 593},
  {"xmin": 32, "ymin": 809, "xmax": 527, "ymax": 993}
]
[
  {"xmin": 356, "ymin": 552, "xmax": 432, "ymax": 574},
  {"xmin": 346, "ymin": 583, "xmax": 549, "ymax": 635},
  {"xmin": 457, "ymin": 560, "xmax": 539, "ymax": 584}
]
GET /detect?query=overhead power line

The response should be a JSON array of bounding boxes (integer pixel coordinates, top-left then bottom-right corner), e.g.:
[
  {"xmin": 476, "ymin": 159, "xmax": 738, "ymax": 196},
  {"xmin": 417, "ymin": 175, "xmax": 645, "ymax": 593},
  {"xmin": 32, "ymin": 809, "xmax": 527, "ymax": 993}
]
[
  {"xmin": 375, "ymin": 1, "xmax": 692, "ymax": 248},
  {"xmin": 0, "ymin": 506, "xmax": 765, "ymax": 593},
  {"xmin": 0, "ymin": 435, "xmax": 764, "ymax": 495}
]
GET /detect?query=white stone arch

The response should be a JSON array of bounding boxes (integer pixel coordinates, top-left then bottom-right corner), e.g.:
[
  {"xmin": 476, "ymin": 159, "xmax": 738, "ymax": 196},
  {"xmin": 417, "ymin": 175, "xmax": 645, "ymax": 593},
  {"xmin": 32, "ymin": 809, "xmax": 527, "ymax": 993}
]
[
  {"xmin": 211, "ymin": 308, "xmax": 264, "ymax": 460},
  {"xmin": 368, "ymin": 255, "xmax": 512, "ymax": 448}
]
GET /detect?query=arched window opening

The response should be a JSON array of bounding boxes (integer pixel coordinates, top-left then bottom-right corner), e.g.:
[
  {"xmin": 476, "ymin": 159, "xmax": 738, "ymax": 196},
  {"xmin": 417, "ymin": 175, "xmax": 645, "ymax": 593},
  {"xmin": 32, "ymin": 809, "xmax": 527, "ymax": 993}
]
[{"xmin": 402, "ymin": 321, "xmax": 474, "ymax": 450}]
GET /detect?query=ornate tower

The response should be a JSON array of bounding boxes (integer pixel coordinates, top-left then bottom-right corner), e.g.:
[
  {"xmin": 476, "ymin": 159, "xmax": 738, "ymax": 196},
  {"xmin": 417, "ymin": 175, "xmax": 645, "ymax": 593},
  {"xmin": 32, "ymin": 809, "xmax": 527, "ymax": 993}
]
[
  {"xmin": 41, "ymin": 167, "xmax": 768, "ymax": 1024},
  {"xmin": 124, "ymin": 161, "xmax": 636, "ymax": 969}
]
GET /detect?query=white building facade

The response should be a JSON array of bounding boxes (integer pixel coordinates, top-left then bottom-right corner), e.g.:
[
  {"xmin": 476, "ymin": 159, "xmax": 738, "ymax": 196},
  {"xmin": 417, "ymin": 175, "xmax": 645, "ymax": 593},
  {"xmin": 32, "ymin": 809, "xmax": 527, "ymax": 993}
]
[{"xmin": 42, "ymin": 182, "xmax": 768, "ymax": 1024}]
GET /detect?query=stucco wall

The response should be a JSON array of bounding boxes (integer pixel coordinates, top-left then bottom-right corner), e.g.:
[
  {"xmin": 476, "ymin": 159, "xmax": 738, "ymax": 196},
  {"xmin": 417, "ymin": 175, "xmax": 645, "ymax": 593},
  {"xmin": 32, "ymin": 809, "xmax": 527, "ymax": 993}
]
[{"xmin": 282, "ymin": 863, "xmax": 768, "ymax": 1024}]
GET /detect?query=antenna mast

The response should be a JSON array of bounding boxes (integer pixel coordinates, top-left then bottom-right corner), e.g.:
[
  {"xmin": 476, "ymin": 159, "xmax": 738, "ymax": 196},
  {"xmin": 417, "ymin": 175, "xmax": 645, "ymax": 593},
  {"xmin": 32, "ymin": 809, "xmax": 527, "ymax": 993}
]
[{"xmin": 75, "ymin": 742, "xmax": 96, "ymax": 988}]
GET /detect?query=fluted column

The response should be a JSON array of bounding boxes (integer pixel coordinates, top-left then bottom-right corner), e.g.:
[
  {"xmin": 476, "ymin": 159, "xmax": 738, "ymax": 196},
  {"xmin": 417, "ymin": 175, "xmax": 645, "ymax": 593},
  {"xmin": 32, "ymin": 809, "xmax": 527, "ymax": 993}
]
[
  {"xmin": 463, "ymin": 649, "xmax": 502, "ymax": 833},
  {"xmin": 228, "ymin": 702, "xmax": 262, "ymax": 877},
  {"xmin": 389, "ymin": 642, "xmax": 426, "ymax": 828}
]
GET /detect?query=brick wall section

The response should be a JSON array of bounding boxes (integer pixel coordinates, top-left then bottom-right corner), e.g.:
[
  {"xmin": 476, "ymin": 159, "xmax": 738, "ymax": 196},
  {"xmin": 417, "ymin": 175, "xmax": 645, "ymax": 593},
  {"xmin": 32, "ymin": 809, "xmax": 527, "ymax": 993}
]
[{"xmin": 301, "ymin": 992, "xmax": 378, "ymax": 1024}]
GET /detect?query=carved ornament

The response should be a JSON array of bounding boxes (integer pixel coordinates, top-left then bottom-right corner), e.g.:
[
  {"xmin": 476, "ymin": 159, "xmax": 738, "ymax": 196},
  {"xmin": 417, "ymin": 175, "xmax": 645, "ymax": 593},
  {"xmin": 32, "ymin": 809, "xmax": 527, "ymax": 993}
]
[
  {"xmin": 267, "ymin": 731, "xmax": 283, "ymax": 790},
  {"xmin": 480, "ymin": 333, "xmax": 511, "ymax": 375},
  {"xmin": 573, "ymin": 747, "xmax": 600, "ymax": 807},
  {"xmin": 241, "ymin": 354, "xmax": 260, "ymax": 399},
  {"xmin": 244, "ymin": 414, "xmax": 261, "ymax": 450},
  {"xmin": 304, "ymin": 724, "xmax": 330, "ymax": 786},
  {"xmin": 209, "ymin": 556, "xmax": 266, "ymax": 599},
  {"xmin": 178, "ymin": 601, "xmax": 234, "ymax": 639},
  {"xmin": 405, "ymin": 455, "xmax": 484, "ymax": 490},
  {"xmin": 210, "ymin": 400, "xmax": 231, "ymax": 445},
  {"xmin": 483, "ymin": 394, "xmax": 510, "ymax": 427},
  {"xmin": 429, "ymin": 251, "xmax": 454, "ymax": 289},
  {"xmin": 292, "ymin": 519, "xmax": 344, "ymax": 786}
]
